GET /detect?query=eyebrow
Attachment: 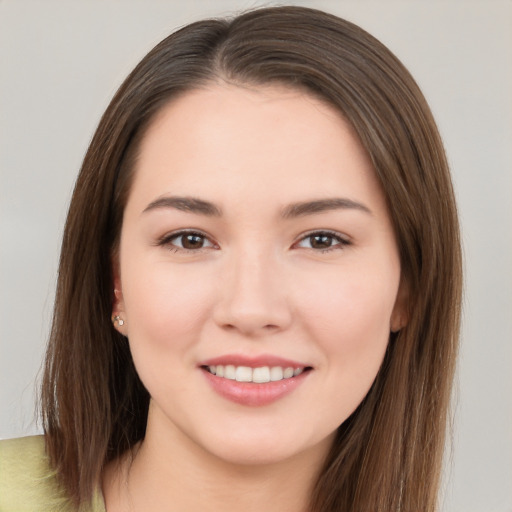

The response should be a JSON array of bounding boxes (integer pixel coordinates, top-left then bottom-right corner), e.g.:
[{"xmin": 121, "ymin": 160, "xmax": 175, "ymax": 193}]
[
  {"xmin": 281, "ymin": 198, "xmax": 372, "ymax": 218},
  {"xmin": 143, "ymin": 196, "xmax": 222, "ymax": 216},
  {"xmin": 142, "ymin": 195, "xmax": 371, "ymax": 218}
]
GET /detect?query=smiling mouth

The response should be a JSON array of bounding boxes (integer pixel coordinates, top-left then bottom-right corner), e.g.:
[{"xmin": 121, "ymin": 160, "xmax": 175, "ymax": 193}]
[{"xmin": 202, "ymin": 365, "xmax": 312, "ymax": 383}]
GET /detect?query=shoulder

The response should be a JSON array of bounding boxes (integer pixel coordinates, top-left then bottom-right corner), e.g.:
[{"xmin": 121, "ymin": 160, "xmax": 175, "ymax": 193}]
[{"xmin": 0, "ymin": 435, "xmax": 76, "ymax": 512}]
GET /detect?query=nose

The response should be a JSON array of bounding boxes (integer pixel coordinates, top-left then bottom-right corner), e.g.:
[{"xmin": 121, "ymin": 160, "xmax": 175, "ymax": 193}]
[{"xmin": 213, "ymin": 248, "xmax": 292, "ymax": 337}]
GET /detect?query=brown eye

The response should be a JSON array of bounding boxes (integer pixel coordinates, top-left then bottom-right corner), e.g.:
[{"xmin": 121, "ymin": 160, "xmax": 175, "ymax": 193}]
[
  {"xmin": 181, "ymin": 233, "xmax": 206, "ymax": 249},
  {"xmin": 163, "ymin": 231, "xmax": 216, "ymax": 251},
  {"xmin": 309, "ymin": 234, "xmax": 335, "ymax": 249},
  {"xmin": 295, "ymin": 231, "xmax": 350, "ymax": 251}
]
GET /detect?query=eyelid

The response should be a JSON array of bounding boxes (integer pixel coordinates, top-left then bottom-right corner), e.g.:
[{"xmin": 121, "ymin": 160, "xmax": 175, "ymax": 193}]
[
  {"xmin": 156, "ymin": 229, "xmax": 218, "ymax": 251},
  {"xmin": 292, "ymin": 229, "xmax": 351, "ymax": 250}
]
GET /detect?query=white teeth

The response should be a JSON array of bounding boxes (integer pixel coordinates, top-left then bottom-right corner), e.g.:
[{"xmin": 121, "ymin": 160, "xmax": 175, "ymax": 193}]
[
  {"xmin": 206, "ymin": 364, "xmax": 306, "ymax": 383},
  {"xmin": 235, "ymin": 366, "xmax": 253, "ymax": 382},
  {"xmin": 224, "ymin": 365, "xmax": 236, "ymax": 380},
  {"xmin": 252, "ymin": 366, "xmax": 270, "ymax": 383},
  {"xmin": 269, "ymin": 366, "xmax": 284, "ymax": 381},
  {"xmin": 283, "ymin": 367, "xmax": 294, "ymax": 379}
]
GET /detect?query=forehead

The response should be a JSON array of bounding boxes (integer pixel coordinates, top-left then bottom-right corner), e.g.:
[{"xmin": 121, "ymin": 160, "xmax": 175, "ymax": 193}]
[{"xmin": 127, "ymin": 83, "xmax": 385, "ymax": 214}]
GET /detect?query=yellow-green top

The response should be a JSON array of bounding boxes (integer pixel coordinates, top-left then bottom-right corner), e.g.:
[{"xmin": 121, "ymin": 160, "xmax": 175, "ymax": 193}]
[{"xmin": 0, "ymin": 435, "xmax": 105, "ymax": 512}]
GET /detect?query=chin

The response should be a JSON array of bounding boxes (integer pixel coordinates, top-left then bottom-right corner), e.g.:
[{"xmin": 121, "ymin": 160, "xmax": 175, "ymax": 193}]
[{"xmin": 196, "ymin": 424, "xmax": 334, "ymax": 468}]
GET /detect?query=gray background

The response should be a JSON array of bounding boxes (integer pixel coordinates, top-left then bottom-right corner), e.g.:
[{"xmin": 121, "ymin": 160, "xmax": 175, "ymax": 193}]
[{"xmin": 1, "ymin": 1, "xmax": 511, "ymax": 511}]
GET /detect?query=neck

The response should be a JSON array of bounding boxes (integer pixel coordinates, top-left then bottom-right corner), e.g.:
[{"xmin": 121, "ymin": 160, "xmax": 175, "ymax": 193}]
[{"xmin": 103, "ymin": 406, "xmax": 332, "ymax": 512}]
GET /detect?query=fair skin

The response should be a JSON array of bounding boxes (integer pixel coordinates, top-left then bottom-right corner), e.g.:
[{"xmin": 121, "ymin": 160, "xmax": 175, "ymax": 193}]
[{"xmin": 104, "ymin": 83, "xmax": 407, "ymax": 511}]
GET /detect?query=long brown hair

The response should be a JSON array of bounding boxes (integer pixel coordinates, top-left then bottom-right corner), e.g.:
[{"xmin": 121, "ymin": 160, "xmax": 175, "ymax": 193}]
[{"xmin": 41, "ymin": 6, "xmax": 462, "ymax": 511}]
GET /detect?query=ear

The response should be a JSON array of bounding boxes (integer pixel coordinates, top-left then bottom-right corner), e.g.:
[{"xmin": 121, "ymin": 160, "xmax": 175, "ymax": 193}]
[
  {"xmin": 390, "ymin": 277, "xmax": 409, "ymax": 333},
  {"xmin": 111, "ymin": 268, "xmax": 128, "ymax": 337}
]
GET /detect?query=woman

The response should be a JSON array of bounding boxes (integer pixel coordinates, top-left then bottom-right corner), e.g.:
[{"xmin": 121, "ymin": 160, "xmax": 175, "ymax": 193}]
[{"xmin": 0, "ymin": 6, "xmax": 462, "ymax": 512}]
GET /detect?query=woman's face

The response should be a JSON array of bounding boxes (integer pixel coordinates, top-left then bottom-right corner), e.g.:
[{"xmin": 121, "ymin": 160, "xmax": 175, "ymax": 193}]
[{"xmin": 114, "ymin": 84, "xmax": 406, "ymax": 465}]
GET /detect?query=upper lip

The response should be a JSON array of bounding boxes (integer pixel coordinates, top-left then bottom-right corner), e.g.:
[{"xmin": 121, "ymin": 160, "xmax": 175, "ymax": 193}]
[{"xmin": 199, "ymin": 354, "xmax": 311, "ymax": 369}]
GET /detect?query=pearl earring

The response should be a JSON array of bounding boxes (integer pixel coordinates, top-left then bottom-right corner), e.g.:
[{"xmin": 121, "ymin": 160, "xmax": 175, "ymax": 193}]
[{"xmin": 112, "ymin": 315, "xmax": 125, "ymax": 326}]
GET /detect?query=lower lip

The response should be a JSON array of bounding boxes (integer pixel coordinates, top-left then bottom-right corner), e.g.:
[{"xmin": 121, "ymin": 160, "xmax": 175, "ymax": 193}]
[{"xmin": 201, "ymin": 368, "xmax": 310, "ymax": 406}]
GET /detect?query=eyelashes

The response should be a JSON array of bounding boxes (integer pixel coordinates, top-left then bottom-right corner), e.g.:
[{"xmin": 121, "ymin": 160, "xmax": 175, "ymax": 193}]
[
  {"xmin": 292, "ymin": 230, "xmax": 350, "ymax": 252},
  {"xmin": 156, "ymin": 229, "xmax": 351, "ymax": 254},
  {"xmin": 156, "ymin": 230, "xmax": 217, "ymax": 252}
]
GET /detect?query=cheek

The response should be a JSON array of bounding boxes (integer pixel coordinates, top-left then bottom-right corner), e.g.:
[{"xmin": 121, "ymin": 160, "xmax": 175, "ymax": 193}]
[
  {"xmin": 297, "ymin": 267, "xmax": 397, "ymax": 424},
  {"xmin": 121, "ymin": 261, "xmax": 218, "ymax": 402},
  {"xmin": 298, "ymin": 262, "xmax": 398, "ymax": 369},
  {"xmin": 122, "ymin": 260, "xmax": 216, "ymax": 349}
]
